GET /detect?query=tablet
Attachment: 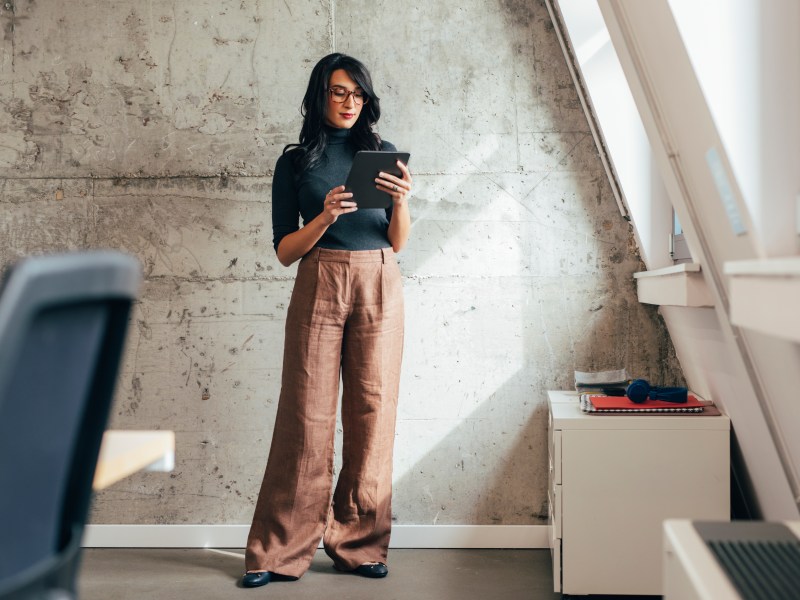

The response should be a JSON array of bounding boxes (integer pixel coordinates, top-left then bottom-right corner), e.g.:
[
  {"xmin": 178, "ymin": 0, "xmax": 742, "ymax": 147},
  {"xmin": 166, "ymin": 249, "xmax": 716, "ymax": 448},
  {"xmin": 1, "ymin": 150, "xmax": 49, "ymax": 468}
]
[{"xmin": 344, "ymin": 151, "xmax": 411, "ymax": 209}]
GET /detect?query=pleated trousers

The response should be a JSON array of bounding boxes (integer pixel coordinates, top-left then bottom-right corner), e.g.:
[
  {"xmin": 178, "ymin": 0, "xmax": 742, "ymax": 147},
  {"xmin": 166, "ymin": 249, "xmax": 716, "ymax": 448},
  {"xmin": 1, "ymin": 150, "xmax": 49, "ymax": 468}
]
[{"xmin": 245, "ymin": 247, "xmax": 404, "ymax": 578}]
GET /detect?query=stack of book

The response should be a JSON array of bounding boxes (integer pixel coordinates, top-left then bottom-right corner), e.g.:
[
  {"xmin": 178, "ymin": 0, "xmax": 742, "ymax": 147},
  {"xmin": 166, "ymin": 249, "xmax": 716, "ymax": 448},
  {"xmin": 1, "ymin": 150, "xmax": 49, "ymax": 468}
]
[{"xmin": 574, "ymin": 369, "xmax": 630, "ymax": 395}]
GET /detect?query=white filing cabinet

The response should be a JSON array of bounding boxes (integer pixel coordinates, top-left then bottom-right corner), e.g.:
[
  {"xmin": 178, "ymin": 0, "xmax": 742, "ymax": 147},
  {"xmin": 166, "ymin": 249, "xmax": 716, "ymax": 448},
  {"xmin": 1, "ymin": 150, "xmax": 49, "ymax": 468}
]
[{"xmin": 547, "ymin": 390, "xmax": 730, "ymax": 596}]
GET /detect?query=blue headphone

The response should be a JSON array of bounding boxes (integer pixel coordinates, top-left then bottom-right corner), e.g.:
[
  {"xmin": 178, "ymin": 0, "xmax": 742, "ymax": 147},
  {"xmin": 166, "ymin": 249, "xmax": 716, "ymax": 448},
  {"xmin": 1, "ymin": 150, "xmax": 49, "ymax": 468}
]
[{"xmin": 626, "ymin": 379, "xmax": 688, "ymax": 404}]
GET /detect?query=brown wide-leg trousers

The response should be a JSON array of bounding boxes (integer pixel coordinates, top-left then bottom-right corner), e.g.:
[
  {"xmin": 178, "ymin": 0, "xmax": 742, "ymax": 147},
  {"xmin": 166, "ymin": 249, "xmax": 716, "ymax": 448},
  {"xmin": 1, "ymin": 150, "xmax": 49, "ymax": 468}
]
[{"xmin": 245, "ymin": 247, "xmax": 404, "ymax": 578}]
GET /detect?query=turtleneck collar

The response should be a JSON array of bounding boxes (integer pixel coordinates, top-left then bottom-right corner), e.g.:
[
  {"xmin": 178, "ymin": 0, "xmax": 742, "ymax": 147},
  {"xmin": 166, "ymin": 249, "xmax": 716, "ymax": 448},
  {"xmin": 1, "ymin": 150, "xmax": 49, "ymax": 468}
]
[{"xmin": 324, "ymin": 124, "xmax": 351, "ymax": 144}]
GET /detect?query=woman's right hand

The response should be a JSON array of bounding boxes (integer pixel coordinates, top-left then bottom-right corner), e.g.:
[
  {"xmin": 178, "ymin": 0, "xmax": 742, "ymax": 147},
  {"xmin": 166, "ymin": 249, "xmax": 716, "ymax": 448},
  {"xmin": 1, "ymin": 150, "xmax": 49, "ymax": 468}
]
[
  {"xmin": 321, "ymin": 185, "xmax": 357, "ymax": 225},
  {"xmin": 276, "ymin": 186, "xmax": 356, "ymax": 266}
]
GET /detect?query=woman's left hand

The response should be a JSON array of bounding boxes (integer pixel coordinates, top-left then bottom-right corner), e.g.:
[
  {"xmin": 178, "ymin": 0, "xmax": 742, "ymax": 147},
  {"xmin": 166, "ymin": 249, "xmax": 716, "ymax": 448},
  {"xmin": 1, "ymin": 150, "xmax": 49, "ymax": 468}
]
[{"xmin": 375, "ymin": 160, "xmax": 412, "ymax": 206}]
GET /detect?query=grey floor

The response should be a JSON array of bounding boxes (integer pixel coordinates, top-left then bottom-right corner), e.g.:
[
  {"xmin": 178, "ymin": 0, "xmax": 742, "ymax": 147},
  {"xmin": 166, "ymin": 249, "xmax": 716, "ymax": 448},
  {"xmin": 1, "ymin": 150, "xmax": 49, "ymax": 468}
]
[
  {"xmin": 79, "ymin": 548, "xmax": 661, "ymax": 599},
  {"xmin": 78, "ymin": 548, "xmax": 562, "ymax": 600}
]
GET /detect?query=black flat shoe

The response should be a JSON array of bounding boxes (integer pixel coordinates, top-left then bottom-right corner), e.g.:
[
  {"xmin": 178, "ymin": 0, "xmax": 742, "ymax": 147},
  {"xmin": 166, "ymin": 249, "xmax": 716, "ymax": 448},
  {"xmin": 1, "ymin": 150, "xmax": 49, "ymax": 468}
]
[
  {"xmin": 241, "ymin": 571, "xmax": 272, "ymax": 588},
  {"xmin": 354, "ymin": 562, "xmax": 388, "ymax": 578}
]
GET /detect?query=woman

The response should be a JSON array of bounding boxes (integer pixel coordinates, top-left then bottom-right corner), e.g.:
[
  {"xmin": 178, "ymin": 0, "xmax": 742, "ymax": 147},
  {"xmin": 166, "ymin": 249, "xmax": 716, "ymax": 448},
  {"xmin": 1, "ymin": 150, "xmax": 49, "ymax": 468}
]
[{"xmin": 242, "ymin": 53, "xmax": 412, "ymax": 588}]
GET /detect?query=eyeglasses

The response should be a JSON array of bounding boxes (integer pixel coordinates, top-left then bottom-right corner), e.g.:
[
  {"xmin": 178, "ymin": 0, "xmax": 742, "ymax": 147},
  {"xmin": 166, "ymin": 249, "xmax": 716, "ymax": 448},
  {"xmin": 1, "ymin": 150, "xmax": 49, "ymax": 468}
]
[{"xmin": 328, "ymin": 86, "xmax": 369, "ymax": 105}]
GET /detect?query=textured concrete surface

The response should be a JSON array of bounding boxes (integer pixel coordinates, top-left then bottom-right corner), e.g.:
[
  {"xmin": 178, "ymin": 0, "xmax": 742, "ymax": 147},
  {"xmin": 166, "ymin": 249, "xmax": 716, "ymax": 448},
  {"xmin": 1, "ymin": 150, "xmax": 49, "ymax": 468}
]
[{"xmin": 1, "ymin": 0, "xmax": 682, "ymax": 526}]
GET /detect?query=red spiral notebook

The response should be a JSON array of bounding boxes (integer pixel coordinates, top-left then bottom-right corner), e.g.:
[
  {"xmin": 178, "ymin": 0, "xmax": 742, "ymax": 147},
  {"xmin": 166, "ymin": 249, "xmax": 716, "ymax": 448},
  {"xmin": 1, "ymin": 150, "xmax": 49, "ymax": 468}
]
[{"xmin": 581, "ymin": 393, "xmax": 707, "ymax": 413}]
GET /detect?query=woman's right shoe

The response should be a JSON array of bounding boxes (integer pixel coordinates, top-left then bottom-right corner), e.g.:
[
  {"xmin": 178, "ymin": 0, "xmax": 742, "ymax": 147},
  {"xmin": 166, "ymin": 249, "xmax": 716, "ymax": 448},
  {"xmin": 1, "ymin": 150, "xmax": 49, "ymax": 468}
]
[{"xmin": 241, "ymin": 571, "xmax": 272, "ymax": 588}]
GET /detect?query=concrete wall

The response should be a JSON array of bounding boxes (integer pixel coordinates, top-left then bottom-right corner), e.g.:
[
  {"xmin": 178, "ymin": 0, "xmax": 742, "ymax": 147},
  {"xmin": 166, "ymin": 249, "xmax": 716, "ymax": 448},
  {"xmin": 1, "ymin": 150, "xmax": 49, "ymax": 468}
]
[{"xmin": 0, "ymin": 0, "xmax": 682, "ymax": 526}]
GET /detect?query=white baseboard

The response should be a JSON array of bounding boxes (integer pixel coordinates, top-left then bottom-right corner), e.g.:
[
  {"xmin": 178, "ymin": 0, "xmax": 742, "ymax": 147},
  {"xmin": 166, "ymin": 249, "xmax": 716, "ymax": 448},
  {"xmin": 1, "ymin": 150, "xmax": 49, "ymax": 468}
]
[{"xmin": 83, "ymin": 524, "xmax": 550, "ymax": 549}]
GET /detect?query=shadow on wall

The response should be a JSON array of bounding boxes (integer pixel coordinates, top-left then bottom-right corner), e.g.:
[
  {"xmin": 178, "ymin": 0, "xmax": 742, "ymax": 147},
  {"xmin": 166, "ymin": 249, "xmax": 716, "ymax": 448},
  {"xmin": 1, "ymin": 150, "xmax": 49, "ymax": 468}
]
[
  {"xmin": 388, "ymin": 147, "xmax": 681, "ymax": 525},
  {"xmin": 392, "ymin": 369, "xmax": 549, "ymax": 526},
  {"xmin": 384, "ymin": 0, "xmax": 684, "ymax": 526},
  {"xmin": 390, "ymin": 262, "xmax": 680, "ymax": 527}
]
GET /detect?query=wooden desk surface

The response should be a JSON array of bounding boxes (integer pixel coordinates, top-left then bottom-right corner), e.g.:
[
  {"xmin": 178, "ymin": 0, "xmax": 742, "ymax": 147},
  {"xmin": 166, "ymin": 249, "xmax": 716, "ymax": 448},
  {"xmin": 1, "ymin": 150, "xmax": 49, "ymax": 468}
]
[{"xmin": 93, "ymin": 430, "xmax": 175, "ymax": 490}]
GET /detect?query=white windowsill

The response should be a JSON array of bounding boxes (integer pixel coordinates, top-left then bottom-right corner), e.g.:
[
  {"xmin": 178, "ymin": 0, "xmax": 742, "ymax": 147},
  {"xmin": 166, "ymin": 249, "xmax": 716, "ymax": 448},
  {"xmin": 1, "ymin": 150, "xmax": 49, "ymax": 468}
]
[
  {"xmin": 633, "ymin": 263, "xmax": 714, "ymax": 307},
  {"xmin": 724, "ymin": 257, "xmax": 800, "ymax": 343}
]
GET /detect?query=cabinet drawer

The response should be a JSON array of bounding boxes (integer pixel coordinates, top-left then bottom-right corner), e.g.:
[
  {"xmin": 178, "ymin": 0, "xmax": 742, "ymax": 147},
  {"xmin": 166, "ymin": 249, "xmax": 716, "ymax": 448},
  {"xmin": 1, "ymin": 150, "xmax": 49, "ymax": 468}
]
[
  {"xmin": 550, "ymin": 430, "xmax": 562, "ymax": 484},
  {"xmin": 552, "ymin": 538, "xmax": 562, "ymax": 593},
  {"xmin": 548, "ymin": 484, "xmax": 562, "ymax": 539}
]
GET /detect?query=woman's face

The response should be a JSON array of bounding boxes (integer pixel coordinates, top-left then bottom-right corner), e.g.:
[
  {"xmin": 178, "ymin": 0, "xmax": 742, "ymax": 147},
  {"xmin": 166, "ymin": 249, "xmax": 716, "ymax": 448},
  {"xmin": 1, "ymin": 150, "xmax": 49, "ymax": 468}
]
[{"xmin": 324, "ymin": 69, "xmax": 365, "ymax": 129}]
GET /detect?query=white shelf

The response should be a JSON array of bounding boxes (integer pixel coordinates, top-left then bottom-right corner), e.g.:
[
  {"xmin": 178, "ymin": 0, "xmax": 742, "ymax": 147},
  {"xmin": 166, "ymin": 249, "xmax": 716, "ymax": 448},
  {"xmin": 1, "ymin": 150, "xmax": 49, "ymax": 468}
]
[
  {"xmin": 634, "ymin": 263, "xmax": 714, "ymax": 307},
  {"xmin": 724, "ymin": 257, "xmax": 800, "ymax": 276},
  {"xmin": 94, "ymin": 430, "xmax": 175, "ymax": 490},
  {"xmin": 724, "ymin": 257, "xmax": 800, "ymax": 343}
]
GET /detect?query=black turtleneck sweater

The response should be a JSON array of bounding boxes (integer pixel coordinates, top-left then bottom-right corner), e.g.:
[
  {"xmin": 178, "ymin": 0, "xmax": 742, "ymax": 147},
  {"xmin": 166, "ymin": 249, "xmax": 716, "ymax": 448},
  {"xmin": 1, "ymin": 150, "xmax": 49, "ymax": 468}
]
[{"xmin": 271, "ymin": 126, "xmax": 397, "ymax": 252}]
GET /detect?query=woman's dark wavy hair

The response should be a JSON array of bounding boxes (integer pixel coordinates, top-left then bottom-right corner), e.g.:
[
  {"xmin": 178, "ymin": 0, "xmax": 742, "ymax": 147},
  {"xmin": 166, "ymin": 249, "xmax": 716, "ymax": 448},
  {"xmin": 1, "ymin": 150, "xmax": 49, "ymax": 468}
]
[{"xmin": 285, "ymin": 53, "xmax": 382, "ymax": 172}]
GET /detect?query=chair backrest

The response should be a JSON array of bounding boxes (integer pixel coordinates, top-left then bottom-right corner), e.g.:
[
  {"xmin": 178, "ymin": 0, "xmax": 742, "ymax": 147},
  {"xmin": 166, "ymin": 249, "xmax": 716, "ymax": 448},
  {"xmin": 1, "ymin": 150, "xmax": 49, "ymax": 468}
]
[{"xmin": 0, "ymin": 252, "xmax": 141, "ymax": 587}]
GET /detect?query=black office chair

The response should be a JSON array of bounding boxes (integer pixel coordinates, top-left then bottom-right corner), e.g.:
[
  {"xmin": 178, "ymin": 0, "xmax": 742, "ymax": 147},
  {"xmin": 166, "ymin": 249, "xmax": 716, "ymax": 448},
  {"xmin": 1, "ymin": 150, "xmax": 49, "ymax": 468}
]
[{"xmin": 0, "ymin": 252, "xmax": 141, "ymax": 600}]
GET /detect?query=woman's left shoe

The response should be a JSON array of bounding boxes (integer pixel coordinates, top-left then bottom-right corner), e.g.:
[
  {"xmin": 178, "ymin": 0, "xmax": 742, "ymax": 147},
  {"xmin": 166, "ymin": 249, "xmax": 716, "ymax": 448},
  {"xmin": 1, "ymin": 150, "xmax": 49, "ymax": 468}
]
[
  {"xmin": 241, "ymin": 571, "xmax": 272, "ymax": 588},
  {"xmin": 354, "ymin": 562, "xmax": 389, "ymax": 578}
]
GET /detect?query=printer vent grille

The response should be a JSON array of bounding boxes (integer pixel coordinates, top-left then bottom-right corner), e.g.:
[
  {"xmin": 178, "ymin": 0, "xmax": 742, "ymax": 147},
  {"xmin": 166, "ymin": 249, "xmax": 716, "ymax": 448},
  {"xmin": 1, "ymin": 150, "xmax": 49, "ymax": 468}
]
[{"xmin": 707, "ymin": 539, "xmax": 800, "ymax": 600}]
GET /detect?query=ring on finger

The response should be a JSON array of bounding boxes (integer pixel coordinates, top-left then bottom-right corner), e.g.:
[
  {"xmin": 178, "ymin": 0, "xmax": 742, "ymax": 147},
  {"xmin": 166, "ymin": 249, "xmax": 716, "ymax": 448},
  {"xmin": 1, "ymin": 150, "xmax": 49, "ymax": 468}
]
[{"xmin": 393, "ymin": 185, "xmax": 399, "ymax": 192}]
